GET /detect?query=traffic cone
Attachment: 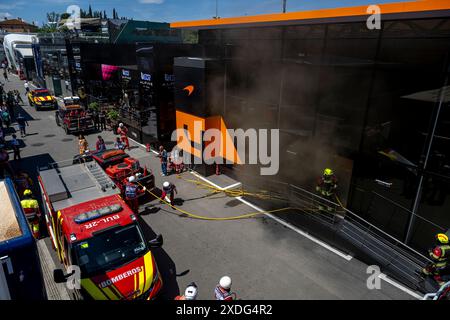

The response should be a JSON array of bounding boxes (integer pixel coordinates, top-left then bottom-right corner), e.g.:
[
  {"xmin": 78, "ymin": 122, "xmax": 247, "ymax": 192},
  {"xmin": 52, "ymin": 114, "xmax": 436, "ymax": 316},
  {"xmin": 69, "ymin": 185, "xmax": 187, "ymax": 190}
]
[
  {"xmin": 146, "ymin": 143, "xmax": 151, "ymax": 152},
  {"xmin": 144, "ymin": 166, "xmax": 148, "ymax": 176}
]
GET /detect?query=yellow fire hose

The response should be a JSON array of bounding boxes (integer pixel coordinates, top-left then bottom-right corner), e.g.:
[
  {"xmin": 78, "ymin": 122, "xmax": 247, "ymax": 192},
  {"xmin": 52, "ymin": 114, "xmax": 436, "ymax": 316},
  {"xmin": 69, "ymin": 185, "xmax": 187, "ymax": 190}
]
[
  {"xmin": 137, "ymin": 180, "xmax": 297, "ymax": 221},
  {"xmin": 135, "ymin": 170, "xmax": 353, "ymax": 220}
]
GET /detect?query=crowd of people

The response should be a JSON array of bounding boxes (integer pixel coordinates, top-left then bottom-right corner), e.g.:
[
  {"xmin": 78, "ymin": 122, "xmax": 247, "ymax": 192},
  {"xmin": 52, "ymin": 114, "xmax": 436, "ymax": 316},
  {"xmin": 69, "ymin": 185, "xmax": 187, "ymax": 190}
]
[{"xmin": 0, "ymin": 81, "xmax": 29, "ymax": 178}]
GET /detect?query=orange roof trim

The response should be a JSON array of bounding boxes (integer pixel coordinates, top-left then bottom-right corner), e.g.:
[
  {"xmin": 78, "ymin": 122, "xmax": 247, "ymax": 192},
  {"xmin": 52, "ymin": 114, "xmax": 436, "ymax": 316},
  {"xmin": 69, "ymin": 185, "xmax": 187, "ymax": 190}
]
[{"xmin": 171, "ymin": 0, "xmax": 450, "ymax": 29}]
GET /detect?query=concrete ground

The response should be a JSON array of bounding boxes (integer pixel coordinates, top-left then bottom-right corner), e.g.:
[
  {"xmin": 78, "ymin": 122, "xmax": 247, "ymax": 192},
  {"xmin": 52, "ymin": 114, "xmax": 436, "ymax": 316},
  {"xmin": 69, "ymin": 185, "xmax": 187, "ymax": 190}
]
[{"xmin": 0, "ymin": 73, "xmax": 422, "ymax": 300}]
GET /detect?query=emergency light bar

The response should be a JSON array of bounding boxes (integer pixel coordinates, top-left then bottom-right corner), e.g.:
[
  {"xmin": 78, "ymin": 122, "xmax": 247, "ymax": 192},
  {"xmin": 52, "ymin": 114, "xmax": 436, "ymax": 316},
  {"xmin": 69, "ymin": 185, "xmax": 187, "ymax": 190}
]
[{"xmin": 74, "ymin": 204, "xmax": 123, "ymax": 224}]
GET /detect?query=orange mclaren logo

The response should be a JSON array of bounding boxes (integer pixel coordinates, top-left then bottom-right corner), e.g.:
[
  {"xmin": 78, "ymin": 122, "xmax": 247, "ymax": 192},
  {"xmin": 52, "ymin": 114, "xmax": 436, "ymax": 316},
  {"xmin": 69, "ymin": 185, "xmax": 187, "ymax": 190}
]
[{"xmin": 183, "ymin": 85, "xmax": 194, "ymax": 96}]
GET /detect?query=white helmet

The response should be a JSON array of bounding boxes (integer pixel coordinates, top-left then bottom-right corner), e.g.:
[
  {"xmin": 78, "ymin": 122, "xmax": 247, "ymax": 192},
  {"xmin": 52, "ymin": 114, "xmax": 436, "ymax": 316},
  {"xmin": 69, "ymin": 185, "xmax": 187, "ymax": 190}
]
[
  {"xmin": 163, "ymin": 181, "xmax": 170, "ymax": 188},
  {"xmin": 184, "ymin": 283, "xmax": 198, "ymax": 300},
  {"xmin": 128, "ymin": 176, "xmax": 136, "ymax": 183},
  {"xmin": 219, "ymin": 276, "xmax": 232, "ymax": 290},
  {"xmin": 119, "ymin": 123, "xmax": 124, "ymax": 127}
]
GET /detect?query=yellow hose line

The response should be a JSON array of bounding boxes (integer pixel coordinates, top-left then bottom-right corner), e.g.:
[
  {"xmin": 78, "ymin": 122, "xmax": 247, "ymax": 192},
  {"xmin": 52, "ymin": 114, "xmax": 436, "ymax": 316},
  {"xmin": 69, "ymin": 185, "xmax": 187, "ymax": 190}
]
[
  {"xmin": 335, "ymin": 195, "xmax": 346, "ymax": 210},
  {"xmin": 137, "ymin": 181, "xmax": 298, "ymax": 220}
]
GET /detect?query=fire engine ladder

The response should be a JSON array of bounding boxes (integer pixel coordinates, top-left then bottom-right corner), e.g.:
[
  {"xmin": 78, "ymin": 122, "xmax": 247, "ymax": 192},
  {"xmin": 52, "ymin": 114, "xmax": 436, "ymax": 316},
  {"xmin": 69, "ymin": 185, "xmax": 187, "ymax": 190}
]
[{"xmin": 84, "ymin": 162, "xmax": 115, "ymax": 191}]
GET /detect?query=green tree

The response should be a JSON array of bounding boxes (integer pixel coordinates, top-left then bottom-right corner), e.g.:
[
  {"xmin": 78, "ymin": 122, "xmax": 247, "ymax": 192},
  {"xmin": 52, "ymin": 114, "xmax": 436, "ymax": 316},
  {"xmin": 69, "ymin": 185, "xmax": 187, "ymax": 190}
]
[
  {"xmin": 88, "ymin": 5, "xmax": 93, "ymax": 18},
  {"xmin": 60, "ymin": 13, "xmax": 70, "ymax": 20}
]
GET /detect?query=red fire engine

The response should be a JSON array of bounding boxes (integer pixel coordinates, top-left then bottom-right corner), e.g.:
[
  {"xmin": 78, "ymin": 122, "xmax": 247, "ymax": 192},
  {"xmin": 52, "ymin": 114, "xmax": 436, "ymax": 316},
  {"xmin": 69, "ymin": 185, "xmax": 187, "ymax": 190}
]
[
  {"xmin": 75, "ymin": 149, "xmax": 155, "ymax": 205},
  {"xmin": 38, "ymin": 160, "xmax": 163, "ymax": 300}
]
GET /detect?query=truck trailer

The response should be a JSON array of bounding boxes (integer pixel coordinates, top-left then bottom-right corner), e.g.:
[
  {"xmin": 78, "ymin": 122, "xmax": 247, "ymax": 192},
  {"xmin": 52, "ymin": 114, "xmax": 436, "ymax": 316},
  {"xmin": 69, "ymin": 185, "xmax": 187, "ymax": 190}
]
[{"xmin": 0, "ymin": 178, "xmax": 47, "ymax": 300}]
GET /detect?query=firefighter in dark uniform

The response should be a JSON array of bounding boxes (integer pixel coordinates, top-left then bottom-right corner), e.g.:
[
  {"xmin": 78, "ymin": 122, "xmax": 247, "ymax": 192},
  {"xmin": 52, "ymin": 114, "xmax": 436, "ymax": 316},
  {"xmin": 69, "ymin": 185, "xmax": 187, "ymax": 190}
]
[
  {"xmin": 422, "ymin": 233, "xmax": 450, "ymax": 286},
  {"xmin": 316, "ymin": 168, "xmax": 338, "ymax": 212},
  {"xmin": 125, "ymin": 176, "xmax": 146, "ymax": 214}
]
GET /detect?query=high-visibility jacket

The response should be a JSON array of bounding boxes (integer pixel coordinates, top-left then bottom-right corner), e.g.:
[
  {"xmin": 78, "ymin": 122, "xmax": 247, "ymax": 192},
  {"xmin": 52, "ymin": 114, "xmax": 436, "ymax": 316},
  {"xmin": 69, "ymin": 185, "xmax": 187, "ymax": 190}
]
[
  {"xmin": 214, "ymin": 286, "xmax": 233, "ymax": 301},
  {"xmin": 429, "ymin": 245, "xmax": 450, "ymax": 268},
  {"xmin": 21, "ymin": 198, "xmax": 39, "ymax": 219}
]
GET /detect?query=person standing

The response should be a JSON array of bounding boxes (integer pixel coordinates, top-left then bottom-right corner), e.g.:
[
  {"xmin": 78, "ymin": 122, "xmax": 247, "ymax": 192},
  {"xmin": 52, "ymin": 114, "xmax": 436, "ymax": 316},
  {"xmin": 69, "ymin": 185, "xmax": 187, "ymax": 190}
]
[
  {"xmin": 0, "ymin": 146, "xmax": 12, "ymax": 179},
  {"xmin": 99, "ymin": 110, "xmax": 107, "ymax": 131},
  {"xmin": 16, "ymin": 113, "xmax": 28, "ymax": 137},
  {"xmin": 93, "ymin": 109, "xmax": 100, "ymax": 131},
  {"xmin": 117, "ymin": 123, "xmax": 129, "ymax": 150},
  {"xmin": 65, "ymin": 79, "xmax": 69, "ymax": 91},
  {"xmin": 422, "ymin": 233, "xmax": 450, "ymax": 286},
  {"xmin": 14, "ymin": 90, "xmax": 23, "ymax": 106},
  {"xmin": 214, "ymin": 276, "xmax": 234, "ymax": 301},
  {"xmin": 1, "ymin": 109, "xmax": 10, "ymax": 128},
  {"xmin": 24, "ymin": 81, "xmax": 30, "ymax": 93},
  {"xmin": 78, "ymin": 134, "xmax": 88, "ymax": 155},
  {"xmin": 3, "ymin": 69, "xmax": 8, "ymax": 82},
  {"xmin": 158, "ymin": 145, "xmax": 168, "ymax": 176},
  {"xmin": 95, "ymin": 135, "xmax": 106, "ymax": 152},
  {"xmin": 11, "ymin": 134, "xmax": 21, "ymax": 161},
  {"xmin": 20, "ymin": 189, "xmax": 41, "ymax": 239},
  {"xmin": 125, "ymin": 176, "xmax": 145, "ymax": 214},
  {"xmin": 316, "ymin": 168, "xmax": 338, "ymax": 212}
]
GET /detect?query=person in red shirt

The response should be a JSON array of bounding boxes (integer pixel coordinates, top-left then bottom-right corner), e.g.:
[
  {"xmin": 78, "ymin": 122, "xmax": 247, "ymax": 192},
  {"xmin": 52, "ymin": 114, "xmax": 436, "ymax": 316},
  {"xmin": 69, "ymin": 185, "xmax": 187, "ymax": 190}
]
[{"xmin": 117, "ymin": 123, "xmax": 130, "ymax": 150}]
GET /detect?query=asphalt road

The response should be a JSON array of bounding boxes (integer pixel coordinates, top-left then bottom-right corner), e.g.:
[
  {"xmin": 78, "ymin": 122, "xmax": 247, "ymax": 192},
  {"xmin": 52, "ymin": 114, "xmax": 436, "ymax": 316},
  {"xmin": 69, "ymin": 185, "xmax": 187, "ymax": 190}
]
[{"xmin": 1, "ymin": 73, "xmax": 420, "ymax": 300}]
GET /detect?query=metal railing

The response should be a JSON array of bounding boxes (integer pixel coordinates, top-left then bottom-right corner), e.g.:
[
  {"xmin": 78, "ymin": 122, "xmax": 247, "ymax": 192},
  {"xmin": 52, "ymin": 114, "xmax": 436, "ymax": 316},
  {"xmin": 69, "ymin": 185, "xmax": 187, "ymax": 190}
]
[{"xmin": 218, "ymin": 166, "xmax": 433, "ymax": 291}]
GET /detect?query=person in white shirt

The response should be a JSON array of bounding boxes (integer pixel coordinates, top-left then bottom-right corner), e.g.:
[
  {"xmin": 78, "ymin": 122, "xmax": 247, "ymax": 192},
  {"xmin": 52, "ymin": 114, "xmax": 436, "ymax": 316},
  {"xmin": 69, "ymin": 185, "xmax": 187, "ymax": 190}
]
[{"xmin": 24, "ymin": 81, "xmax": 29, "ymax": 93}]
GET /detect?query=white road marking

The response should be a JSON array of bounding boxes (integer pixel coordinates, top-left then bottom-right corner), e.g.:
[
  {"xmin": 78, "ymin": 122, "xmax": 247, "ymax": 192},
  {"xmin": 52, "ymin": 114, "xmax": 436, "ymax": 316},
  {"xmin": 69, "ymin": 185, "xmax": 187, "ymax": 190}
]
[
  {"xmin": 188, "ymin": 168, "xmax": 353, "ymax": 261},
  {"xmin": 222, "ymin": 182, "xmax": 242, "ymax": 190},
  {"xmin": 190, "ymin": 170, "xmax": 223, "ymax": 190},
  {"xmin": 236, "ymin": 196, "xmax": 353, "ymax": 261},
  {"xmin": 378, "ymin": 273, "xmax": 423, "ymax": 300}
]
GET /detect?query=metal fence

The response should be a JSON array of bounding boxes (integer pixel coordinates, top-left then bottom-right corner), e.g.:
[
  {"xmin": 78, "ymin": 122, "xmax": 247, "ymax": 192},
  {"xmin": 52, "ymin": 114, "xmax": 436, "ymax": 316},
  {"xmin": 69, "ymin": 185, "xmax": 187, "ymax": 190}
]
[{"xmin": 218, "ymin": 166, "xmax": 434, "ymax": 291}]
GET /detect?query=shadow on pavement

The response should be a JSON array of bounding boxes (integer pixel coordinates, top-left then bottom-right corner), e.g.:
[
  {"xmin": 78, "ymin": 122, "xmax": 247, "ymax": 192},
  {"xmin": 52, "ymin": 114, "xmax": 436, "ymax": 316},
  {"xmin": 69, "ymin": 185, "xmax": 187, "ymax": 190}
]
[
  {"xmin": 14, "ymin": 105, "xmax": 36, "ymax": 121},
  {"xmin": 138, "ymin": 216, "xmax": 180, "ymax": 300}
]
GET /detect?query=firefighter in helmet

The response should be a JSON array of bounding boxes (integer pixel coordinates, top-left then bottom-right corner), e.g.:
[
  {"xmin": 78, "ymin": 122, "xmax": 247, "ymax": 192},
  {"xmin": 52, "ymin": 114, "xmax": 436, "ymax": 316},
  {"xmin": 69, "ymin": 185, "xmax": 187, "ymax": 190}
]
[
  {"xmin": 125, "ymin": 176, "xmax": 146, "ymax": 214},
  {"xmin": 316, "ymin": 168, "xmax": 338, "ymax": 212},
  {"xmin": 20, "ymin": 189, "xmax": 41, "ymax": 239},
  {"xmin": 422, "ymin": 233, "xmax": 450, "ymax": 286}
]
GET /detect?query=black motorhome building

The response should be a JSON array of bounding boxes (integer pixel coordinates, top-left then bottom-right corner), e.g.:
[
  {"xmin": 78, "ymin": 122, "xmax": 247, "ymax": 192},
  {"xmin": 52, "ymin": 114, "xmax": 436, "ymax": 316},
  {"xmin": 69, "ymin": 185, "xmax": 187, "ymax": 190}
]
[{"xmin": 171, "ymin": 0, "xmax": 450, "ymax": 250}]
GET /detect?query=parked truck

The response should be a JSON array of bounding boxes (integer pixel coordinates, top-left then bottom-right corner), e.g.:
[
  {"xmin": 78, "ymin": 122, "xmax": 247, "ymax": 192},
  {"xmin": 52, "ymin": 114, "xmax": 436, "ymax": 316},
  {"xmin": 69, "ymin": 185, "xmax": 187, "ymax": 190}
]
[{"xmin": 0, "ymin": 178, "xmax": 47, "ymax": 300}]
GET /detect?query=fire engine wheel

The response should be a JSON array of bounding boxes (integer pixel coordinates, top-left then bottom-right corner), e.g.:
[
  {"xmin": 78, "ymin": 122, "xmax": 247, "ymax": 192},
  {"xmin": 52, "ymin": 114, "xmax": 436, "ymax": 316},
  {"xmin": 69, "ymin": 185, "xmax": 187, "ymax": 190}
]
[{"xmin": 64, "ymin": 125, "xmax": 69, "ymax": 134}]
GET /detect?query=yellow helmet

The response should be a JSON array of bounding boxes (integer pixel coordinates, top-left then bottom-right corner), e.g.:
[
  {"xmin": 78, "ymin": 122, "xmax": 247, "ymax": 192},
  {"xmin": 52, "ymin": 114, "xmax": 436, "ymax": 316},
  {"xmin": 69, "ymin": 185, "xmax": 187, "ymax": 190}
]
[
  {"xmin": 23, "ymin": 189, "xmax": 33, "ymax": 197},
  {"xmin": 323, "ymin": 168, "xmax": 333, "ymax": 176},
  {"xmin": 436, "ymin": 233, "xmax": 449, "ymax": 244}
]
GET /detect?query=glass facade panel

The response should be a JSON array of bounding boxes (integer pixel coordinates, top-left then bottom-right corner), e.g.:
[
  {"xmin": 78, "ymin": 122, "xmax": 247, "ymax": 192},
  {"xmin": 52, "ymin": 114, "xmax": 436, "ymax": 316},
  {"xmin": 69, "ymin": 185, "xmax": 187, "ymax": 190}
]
[{"xmin": 192, "ymin": 16, "xmax": 450, "ymax": 248}]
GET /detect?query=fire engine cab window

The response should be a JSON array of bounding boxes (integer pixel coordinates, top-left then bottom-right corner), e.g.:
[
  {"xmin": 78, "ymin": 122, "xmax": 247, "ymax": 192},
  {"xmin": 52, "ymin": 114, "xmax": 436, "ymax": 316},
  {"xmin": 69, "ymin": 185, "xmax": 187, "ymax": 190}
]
[{"xmin": 73, "ymin": 225, "xmax": 147, "ymax": 275}]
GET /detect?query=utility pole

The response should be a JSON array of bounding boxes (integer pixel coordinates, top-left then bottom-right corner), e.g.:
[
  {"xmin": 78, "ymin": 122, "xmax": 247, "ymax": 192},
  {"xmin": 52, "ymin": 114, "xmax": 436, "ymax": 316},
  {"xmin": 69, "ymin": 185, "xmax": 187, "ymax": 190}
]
[
  {"xmin": 215, "ymin": 0, "xmax": 219, "ymax": 19},
  {"xmin": 283, "ymin": 0, "xmax": 287, "ymax": 13}
]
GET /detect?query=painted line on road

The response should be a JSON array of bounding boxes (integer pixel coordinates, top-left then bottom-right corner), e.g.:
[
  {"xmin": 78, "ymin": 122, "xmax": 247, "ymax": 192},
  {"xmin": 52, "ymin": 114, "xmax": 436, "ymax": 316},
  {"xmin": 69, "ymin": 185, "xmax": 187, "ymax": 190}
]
[
  {"xmin": 190, "ymin": 170, "xmax": 223, "ymax": 190},
  {"xmin": 222, "ymin": 182, "xmax": 242, "ymax": 190},
  {"xmin": 378, "ymin": 273, "xmax": 423, "ymax": 300},
  {"xmin": 236, "ymin": 196, "xmax": 353, "ymax": 261}
]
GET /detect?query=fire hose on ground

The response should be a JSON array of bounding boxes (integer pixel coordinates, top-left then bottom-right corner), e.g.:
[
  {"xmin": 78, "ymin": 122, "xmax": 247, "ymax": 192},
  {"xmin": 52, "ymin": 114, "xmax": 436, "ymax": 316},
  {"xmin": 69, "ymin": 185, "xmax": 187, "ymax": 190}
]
[{"xmin": 136, "ymin": 174, "xmax": 347, "ymax": 221}]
